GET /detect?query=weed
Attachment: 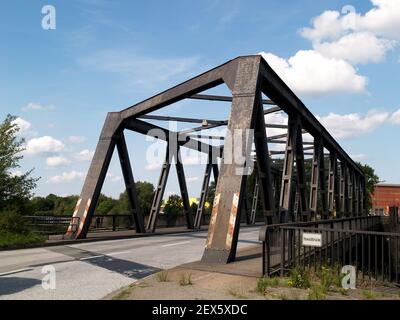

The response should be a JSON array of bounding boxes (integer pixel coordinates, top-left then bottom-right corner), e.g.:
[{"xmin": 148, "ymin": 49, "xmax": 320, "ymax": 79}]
[
  {"xmin": 288, "ymin": 267, "xmax": 311, "ymax": 289},
  {"xmin": 362, "ymin": 290, "xmax": 377, "ymax": 300},
  {"xmin": 256, "ymin": 277, "xmax": 280, "ymax": 294},
  {"xmin": 227, "ymin": 287, "xmax": 248, "ymax": 299},
  {"xmin": 308, "ymin": 285, "xmax": 327, "ymax": 300},
  {"xmin": 179, "ymin": 273, "xmax": 193, "ymax": 286},
  {"xmin": 112, "ymin": 286, "xmax": 134, "ymax": 300},
  {"xmin": 156, "ymin": 271, "xmax": 169, "ymax": 282}
]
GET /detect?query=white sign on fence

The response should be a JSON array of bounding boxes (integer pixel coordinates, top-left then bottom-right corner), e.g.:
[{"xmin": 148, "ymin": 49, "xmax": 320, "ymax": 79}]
[{"xmin": 302, "ymin": 233, "xmax": 322, "ymax": 247}]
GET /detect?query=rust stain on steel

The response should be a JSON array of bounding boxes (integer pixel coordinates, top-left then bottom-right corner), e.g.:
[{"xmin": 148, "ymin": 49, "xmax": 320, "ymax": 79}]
[
  {"xmin": 78, "ymin": 198, "xmax": 91, "ymax": 235},
  {"xmin": 225, "ymin": 192, "xmax": 239, "ymax": 249},
  {"xmin": 67, "ymin": 198, "xmax": 82, "ymax": 234},
  {"xmin": 206, "ymin": 193, "xmax": 221, "ymax": 247}
]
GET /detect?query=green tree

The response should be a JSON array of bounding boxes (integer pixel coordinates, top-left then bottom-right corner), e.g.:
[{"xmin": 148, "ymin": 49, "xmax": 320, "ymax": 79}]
[
  {"xmin": 0, "ymin": 115, "xmax": 38, "ymax": 212},
  {"xmin": 96, "ymin": 194, "xmax": 118, "ymax": 215},
  {"xmin": 205, "ymin": 181, "xmax": 216, "ymax": 214},
  {"xmin": 115, "ymin": 181, "xmax": 155, "ymax": 215},
  {"xmin": 136, "ymin": 181, "xmax": 155, "ymax": 216},
  {"xmin": 164, "ymin": 194, "xmax": 183, "ymax": 226},
  {"xmin": 357, "ymin": 162, "xmax": 380, "ymax": 212}
]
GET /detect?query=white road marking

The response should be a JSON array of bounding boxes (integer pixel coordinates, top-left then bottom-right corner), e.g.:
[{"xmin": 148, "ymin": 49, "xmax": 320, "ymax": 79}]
[
  {"xmin": 79, "ymin": 255, "xmax": 105, "ymax": 261},
  {"xmin": 0, "ymin": 268, "xmax": 33, "ymax": 277},
  {"xmin": 161, "ymin": 241, "xmax": 191, "ymax": 248},
  {"xmin": 108, "ymin": 251, "xmax": 131, "ymax": 256}
]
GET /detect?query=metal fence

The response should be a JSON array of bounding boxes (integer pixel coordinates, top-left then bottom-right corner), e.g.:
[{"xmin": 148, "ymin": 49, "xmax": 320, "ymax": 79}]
[
  {"xmin": 26, "ymin": 213, "xmax": 212, "ymax": 236},
  {"xmin": 26, "ymin": 216, "xmax": 80, "ymax": 235},
  {"xmin": 260, "ymin": 216, "xmax": 400, "ymax": 284}
]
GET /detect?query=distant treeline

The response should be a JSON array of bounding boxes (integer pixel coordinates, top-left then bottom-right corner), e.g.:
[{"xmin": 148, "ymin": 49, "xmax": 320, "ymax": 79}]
[{"xmin": 29, "ymin": 181, "xmax": 216, "ymax": 217}]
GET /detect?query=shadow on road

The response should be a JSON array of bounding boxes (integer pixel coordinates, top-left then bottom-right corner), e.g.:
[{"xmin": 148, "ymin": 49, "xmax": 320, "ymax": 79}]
[
  {"xmin": 46, "ymin": 246, "xmax": 161, "ymax": 279},
  {"xmin": 0, "ymin": 277, "xmax": 42, "ymax": 296},
  {"xmin": 87, "ymin": 256, "xmax": 161, "ymax": 279}
]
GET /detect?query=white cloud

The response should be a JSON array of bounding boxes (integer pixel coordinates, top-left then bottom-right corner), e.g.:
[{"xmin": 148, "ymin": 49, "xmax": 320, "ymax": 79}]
[
  {"xmin": 350, "ymin": 154, "xmax": 367, "ymax": 161},
  {"xmin": 260, "ymin": 51, "xmax": 367, "ymax": 96},
  {"xmin": 25, "ymin": 136, "xmax": 66, "ymax": 155},
  {"xmin": 301, "ymin": 1, "xmax": 400, "ymax": 42},
  {"xmin": 316, "ymin": 110, "xmax": 389, "ymax": 139},
  {"xmin": 186, "ymin": 177, "xmax": 199, "ymax": 183},
  {"xmin": 48, "ymin": 171, "xmax": 85, "ymax": 183},
  {"xmin": 12, "ymin": 117, "xmax": 32, "ymax": 134},
  {"xmin": 75, "ymin": 149, "xmax": 95, "ymax": 161},
  {"xmin": 300, "ymin": 1, "xmax": 399, "ymax": 65},
  {"xmin": 357, "ymin": 0, "xmax": 400, "ymax": 40},
  {"xmin": 10, "ymin": 170, "xmax": 23, "ymax": 177},
  {"xmin": 106, "ymin": 173, "xmax": 122, "ymax": 182},
  {"xmin": 301, "ymin": 10, "xmax": 345, "ymax": 42},
  {"xmin": 314, "ymin": 32, "xmax": 395, "ymax": 64},
  {"xmin": 68, "ymin": 136, "xmax": 87, "ymax": 144},
  {"xmin": 145, "ymin": 163, "xmax": 162, "ymax": 171},
  {"xmin": 78, "ymin": 50, "xmax": 199, "ymax": 88},
  {"xmin": 390, "ymin": 109, "xmax": 400, "ymax": 124},
  {"xmin": 22, "ymin": 102, "xmax": 55, "ymax": 112},
  {"xmin": 46, "ymin": 156, "xmax": 71, "ymax": 167}
]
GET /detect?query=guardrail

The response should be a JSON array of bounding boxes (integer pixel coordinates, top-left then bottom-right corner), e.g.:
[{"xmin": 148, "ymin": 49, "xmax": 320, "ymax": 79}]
[
  {"xmin": 259, "ymin": 216, "xmax": 400, "ymax": 284},
  {"xmin": 26, "ymin": 216, "xmax": 80, "ymax": 235}
]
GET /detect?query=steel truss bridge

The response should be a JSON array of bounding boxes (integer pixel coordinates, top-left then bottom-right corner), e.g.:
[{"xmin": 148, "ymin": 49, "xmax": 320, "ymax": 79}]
[{"xmin": 66, "ymin": 55, "xmax": 367, "ymax": 264}]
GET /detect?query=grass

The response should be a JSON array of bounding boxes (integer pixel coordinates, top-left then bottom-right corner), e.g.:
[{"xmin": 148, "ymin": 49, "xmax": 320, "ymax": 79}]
[
  {"xmin": 227, "ymin": 287, "xmax": 248, "ymax": 299},
  {"xmin": 362, "ymin": 290, "xmax": 377, "ymax": 300},
  {"xmin": 0, "ymin": 231, "xmax": 45, "ymax": 249},
  {"xmin": 256, "ymin": 277, "xmax": 279, "ymax": 294},
  {"xmin": 112, "ymin": 286, "xmax": 134, "ymax": 300},
  {"xmin": 308, "ymin": 285, "xmax": 327, "ymax": 300},
  {"xmin": 270, "ymin": 293, "xmax": 289, "ymax": 300},
  {"xmin": 156, "ymin": 271, "xmax": 169, "ymax": 282},
  {"xmin": 288, "ymin": 267, "xmax": 311, "ymax": 289},
  {"xmin": 179, "ymin": 273, "xmax": 193, "ymax": 286}
]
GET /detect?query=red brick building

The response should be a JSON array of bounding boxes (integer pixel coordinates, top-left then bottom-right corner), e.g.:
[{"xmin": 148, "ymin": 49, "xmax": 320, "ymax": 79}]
[{"xmin": 372, "ymin": 184, "xmax": 400, "ymax": 215}]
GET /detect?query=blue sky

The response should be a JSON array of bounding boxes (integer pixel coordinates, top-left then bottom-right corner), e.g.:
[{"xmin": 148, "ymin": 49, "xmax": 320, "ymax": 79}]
[{"xmin": 1, "ymin": 0, "xmax": 400, "ymax": 199}]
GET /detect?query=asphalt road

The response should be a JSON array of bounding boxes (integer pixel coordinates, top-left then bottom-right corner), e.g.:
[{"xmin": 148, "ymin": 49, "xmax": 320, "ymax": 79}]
[{"xmin": 0, "ymin": 227, "xmax": 260, "ymax": 300}]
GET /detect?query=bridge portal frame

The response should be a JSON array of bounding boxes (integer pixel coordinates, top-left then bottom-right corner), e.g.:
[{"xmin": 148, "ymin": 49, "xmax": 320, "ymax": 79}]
[{"xmin": 66, "ymin": 55, "xmax": 366, "ymax": 264}]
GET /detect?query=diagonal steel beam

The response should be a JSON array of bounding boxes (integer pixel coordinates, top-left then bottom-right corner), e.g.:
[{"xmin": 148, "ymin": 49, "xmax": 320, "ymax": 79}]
[
  {"xmin": 116, "ymin": 131, "xmax": 146, "ymax": 233},
  {"xmin": 175, "ymin": 146, "xmax": 194, "ymax": 229},
  {"xmin": 146, "ymin": 147, "xmax": 171, "ymax": 232}
]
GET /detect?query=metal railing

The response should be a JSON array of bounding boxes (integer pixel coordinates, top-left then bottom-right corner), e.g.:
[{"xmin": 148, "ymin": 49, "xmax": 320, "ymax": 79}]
[
  {"xmin": 260, "ymin": 216, "xmax": 400, "ymax": 284},
  {"xmin": 26, "ymin": 216, "xmax": 80, "ymax": 235}
]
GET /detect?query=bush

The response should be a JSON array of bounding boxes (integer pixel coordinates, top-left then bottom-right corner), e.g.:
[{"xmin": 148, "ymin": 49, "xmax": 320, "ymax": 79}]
[
  {"xmin": 0, "ymin": 231, "xmax": 45, "ymax": 249},
  {"xmin": 0, "ymin": 211, "xmax": 29, "ymax": 234},
  {"xmin": 288, "ymin": 267, "xmax": 311, "ymax": 289}
]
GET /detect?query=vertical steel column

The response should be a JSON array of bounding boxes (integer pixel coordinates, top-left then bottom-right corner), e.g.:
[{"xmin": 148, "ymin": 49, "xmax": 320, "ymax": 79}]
[
  {"xmin": 309, "ymin": 137, "xmax": 327, "ymax": 220},
  {"xmin": 253, "ymin": 92, "xmax": 275, "ymax": 225},
  {"xmin": 242, "ymin": 177, "xmax": 251, "ymax": 225},
  {"xmin": 202, "ymin": 56, "xmax": 262, "ymax": 263},
  {"xmin": 346, "ymin": 167, "xmax": 353, "ymax": 217},
  {"xmin": 294, "ymin": 118, "xmax": 309, "ymax": 222},
  {"xmin": 146, "ymin": 146, "xmax": 171, "ymax": 232},
  {"xmin": 360, "ymin": 176, "xmax": 366, "ymax": 215},
  {"xmin": 354, "ymin": 173, "xmax": 360, "ymax": 215},
  {"xmin": 279, "ymin": 116, "xmax": 298, "ymax": 223},
  {"xmin": 175, "ymin": 146, "xmax": 194, "ymax": 229},
  {"xmin": 66, "ymin": 113, "xmax": 121, "ymax": 239},
  {"xmin": 339, "ymin": 161, "xmax": 347, "ymax": 217},
  {"xmin": 328, "ymin": 152, "xmax": 338, "ymax": 218},
  {"xmin": 116, "ymin": 131, "xmax": 145, "ymax": 233}
]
